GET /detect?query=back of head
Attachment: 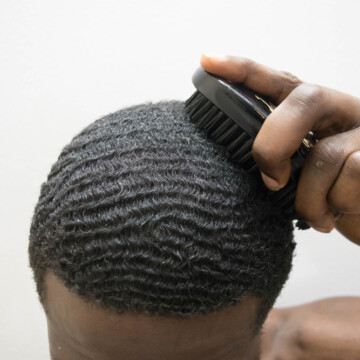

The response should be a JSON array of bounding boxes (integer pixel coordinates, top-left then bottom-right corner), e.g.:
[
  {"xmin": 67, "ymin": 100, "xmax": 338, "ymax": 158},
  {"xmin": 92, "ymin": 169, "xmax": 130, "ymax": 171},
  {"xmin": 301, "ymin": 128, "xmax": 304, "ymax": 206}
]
[{"xmin": 29, "ymin": 100, "xmax": 295, "ymax": 328}]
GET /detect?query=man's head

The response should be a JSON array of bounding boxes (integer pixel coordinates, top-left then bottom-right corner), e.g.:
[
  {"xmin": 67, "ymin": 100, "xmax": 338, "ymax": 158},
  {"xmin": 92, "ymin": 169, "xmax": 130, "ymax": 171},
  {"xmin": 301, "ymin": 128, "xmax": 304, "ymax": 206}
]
[{"xmin": 29, "ymin": 101, "xmax": 295, "ymax": 359}]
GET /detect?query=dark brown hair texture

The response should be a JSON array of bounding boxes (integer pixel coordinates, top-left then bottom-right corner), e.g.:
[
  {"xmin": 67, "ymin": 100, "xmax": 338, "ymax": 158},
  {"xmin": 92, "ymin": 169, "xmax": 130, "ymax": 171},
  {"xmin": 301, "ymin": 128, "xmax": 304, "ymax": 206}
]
[{"xmin": 29, "ymin": 101, "xmax": 295, "ymax": 329}]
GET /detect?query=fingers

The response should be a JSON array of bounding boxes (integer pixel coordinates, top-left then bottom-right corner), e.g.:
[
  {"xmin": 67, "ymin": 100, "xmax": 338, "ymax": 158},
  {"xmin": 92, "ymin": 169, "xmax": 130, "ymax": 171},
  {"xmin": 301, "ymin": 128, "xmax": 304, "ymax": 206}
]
[
  {"xmin": 335, "ymin": 214, "xmax": 360, "ymax": 246},
  {"xmin": 252, "ymin": 83, "xmax": 330, "ymax": 189},
  {"xmin": 252, "ymin": 83, "xmax": 360, "ymax": 190},
  {"xmin": 200, "ymin": 54, "xmax": 302, "ymax": 104},
  {"xmin": 295, "ymin": 130, "xmax": 360, "ymax": 232},
  {"xmin": 201, "ymin": 55, "xmax": 360, "ymax": 190},
  {"xmin": 328, "ymin": 150, "xmax": 360, "ymax": 214},
  {"xmin": 200, "ymin": 54, "xmax": 360, "ymax": 240}
]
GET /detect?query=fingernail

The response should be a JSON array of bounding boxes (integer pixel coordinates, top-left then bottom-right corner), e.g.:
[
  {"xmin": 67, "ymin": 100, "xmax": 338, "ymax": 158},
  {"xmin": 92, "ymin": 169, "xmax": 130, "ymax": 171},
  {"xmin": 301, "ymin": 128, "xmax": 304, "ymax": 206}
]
[
  {"xmin": 260, "ymin": 171, "xmax": 282, "ymax": 191},
  {"xmin": 312, "ymin": 225, "xmax": 334, "ymax": 233},
  {"xmin": 201, "ymin": 53, "xmax": 226, "ymax": 60},
  {"xmin": 310, "ymin": 215, "xmax": 335, "ymax": 233}
]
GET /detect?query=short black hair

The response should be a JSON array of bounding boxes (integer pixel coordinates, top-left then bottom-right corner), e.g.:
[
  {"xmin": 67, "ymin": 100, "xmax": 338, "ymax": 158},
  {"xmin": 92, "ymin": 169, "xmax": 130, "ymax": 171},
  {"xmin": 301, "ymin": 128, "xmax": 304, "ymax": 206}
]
[{"xmin": 29, "ymin": 101, "xmax": 295, "ymax": 330}]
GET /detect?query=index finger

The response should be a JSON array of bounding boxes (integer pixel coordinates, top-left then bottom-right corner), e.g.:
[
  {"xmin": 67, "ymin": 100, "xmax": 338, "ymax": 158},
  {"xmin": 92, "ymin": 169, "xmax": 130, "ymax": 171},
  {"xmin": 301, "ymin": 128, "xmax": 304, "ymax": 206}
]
[{"xmin": 200, "ymin": 54, "xmax": 303, "ymax": 104}]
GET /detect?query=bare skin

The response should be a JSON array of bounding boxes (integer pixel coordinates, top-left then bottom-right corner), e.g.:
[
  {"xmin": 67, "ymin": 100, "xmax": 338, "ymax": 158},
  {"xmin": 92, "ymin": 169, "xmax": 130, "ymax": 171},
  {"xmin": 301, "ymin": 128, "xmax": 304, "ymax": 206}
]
[
  {"xmin": 262, "ymin": 297, "xmax": 360, "ymax": 360},
  {"xmin": 200, "ymin": 55, "xmax": 360, "ymax": 245},
  {"xmin": 45, "ymin": 271, "xmax": 262, "ymax": 360},
  {"xmin": 44, "ymin": 272, "xmax": 360, "ymax": 360}
]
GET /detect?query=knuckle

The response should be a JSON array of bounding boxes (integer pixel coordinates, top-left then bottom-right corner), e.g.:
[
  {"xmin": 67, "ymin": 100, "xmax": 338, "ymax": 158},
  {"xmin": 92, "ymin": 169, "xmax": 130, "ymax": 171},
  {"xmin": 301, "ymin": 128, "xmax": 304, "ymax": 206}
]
[
  {"xmin": 295, "ymin": 196, "xmax": 328, "ymax": 222},
  {"xmin": 291, "ymin": 83, "xmax": 324, "ymax": 108},
  {"xmin": 252, "ymin": 141, "xmax": 281, "ymax": 167},
  {"xmin": 329, "ymin": 193, "xmax": 357, "ymax": 213},
  {"xmin": 329, "ymin": 151, "xmax": 360, "ymax": 213},
  {"xmin": 295, "ymin": 203, "xmax": 320, "ymax": 222},
  {"xmin": 227, "ymin": 56, "xmax": 256, "ymax": 69},
  {"xmin": 280, "ymin": 70, "xmax": 302, "ymax": 86},
  {"xmin": 344, "ymin": 151, "xmax": 360, "ymax": 176},
  {"xmin": 241, "ymin": 57, "xmax": 256, "ymax": 68},
  {"xmin": 307, "ymin": 138, "xmax": 344, "ymax": 172}
]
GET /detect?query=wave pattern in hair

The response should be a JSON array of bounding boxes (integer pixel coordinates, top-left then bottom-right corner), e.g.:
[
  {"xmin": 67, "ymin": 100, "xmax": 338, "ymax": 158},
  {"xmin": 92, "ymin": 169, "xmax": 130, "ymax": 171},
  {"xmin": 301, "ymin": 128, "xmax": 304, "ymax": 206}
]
[{"xmin": 29, "ymin": 101, "xmax": 295, "ymax": 324}]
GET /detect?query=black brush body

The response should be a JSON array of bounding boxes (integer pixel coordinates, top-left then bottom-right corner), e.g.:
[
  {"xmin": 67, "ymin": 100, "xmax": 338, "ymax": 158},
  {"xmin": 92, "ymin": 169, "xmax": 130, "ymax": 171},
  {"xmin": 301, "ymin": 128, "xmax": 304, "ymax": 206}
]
[{"xmin": 185, "ymin": 67, "xmax": 316, "ymax": 224}]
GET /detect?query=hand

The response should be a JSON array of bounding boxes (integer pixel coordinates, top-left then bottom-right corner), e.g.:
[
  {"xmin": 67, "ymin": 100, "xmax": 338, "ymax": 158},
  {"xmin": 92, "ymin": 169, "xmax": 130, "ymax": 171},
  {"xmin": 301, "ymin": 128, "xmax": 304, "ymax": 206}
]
[
  {"xmin": 200, "ymin": 54, "xmax": 360, "ymax": 245},
  {"xmin": 261, "ymin": 297, "xmax": 360, "ymax": 360}
]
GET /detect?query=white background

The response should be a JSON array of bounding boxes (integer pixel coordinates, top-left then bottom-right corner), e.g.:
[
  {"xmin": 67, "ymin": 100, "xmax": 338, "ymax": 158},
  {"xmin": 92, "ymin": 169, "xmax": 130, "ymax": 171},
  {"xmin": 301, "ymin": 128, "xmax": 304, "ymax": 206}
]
[{"xmin": 1, "ymin": 1, "xmax": 360, "ymax": 358}]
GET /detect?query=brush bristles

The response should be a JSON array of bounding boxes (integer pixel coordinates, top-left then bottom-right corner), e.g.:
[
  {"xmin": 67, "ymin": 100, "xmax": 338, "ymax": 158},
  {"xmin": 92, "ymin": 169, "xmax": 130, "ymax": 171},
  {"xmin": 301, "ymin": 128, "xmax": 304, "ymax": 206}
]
[
  {"xmin": 185, "ymin": 91, "xmax": 257, "ymax": 173},
  {"xmin": 185, "ymin": 91, "xmax": 297, "ymax": 217}
]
